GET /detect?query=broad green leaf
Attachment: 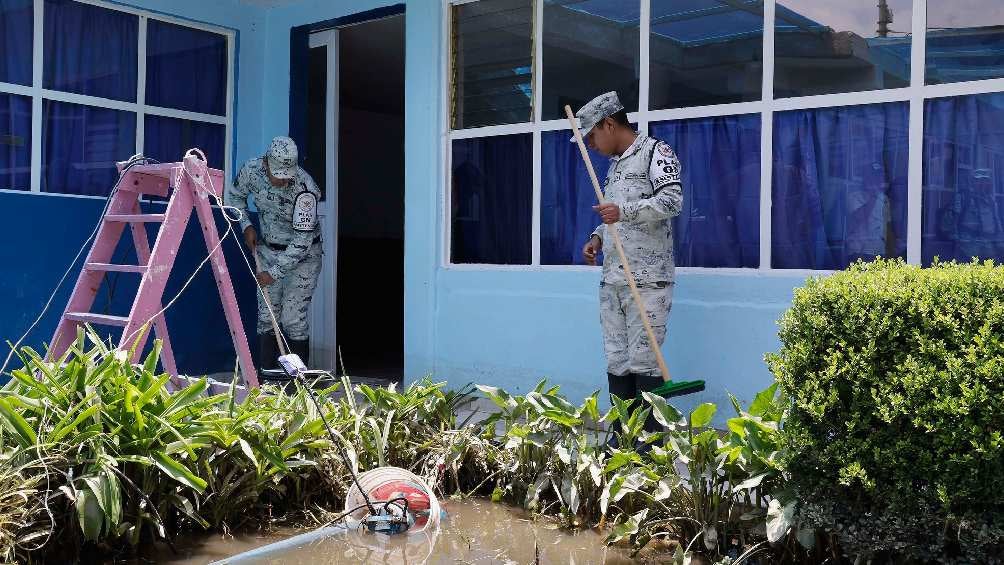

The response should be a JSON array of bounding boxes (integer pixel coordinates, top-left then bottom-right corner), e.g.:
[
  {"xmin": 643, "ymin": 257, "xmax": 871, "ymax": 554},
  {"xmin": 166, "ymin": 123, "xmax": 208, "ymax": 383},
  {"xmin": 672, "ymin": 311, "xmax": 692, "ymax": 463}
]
[
  {"xmin": 0, "ymin": 398, "xmax": 36, "ymax": 446},
  {"xmin": 642, "ymin": 391, "xmax": 685, "ymax": 429},
  {"xmin": 606, "ymin": 508, "xmax": 648, "ymax": 544},
  {"xmin": 767, "ymin": 498, "xmax": 796, "ymax": 543},
  {"xmin": 749, "ymin": 382, "xmax": 779, "ymax": 417},
  {"xmin": 690, "ymin": 403, "xmax": 717, "ymax": 428},
  {"xmin": 152, "ymin": 451, "xmax": 207, "ymax": 492},
  {"xmin": 76, "ymin": 488, "xmax": 104, "ymax": 541}
]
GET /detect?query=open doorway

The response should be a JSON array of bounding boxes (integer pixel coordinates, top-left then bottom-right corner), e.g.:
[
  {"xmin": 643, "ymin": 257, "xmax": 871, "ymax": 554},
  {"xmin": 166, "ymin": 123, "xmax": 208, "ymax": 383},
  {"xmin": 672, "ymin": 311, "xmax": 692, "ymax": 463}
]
[{"xmin": 305, "ymin": 14, "xmax": 405, "ymax": 383}]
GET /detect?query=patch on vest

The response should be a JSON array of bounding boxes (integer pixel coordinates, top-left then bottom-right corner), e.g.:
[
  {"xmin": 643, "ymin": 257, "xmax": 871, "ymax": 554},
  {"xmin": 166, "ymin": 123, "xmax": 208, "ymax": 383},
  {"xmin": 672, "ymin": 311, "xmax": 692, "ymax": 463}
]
[
  {"xmin": 657, "ymin": 143, "xmax": 673, "ymax": 157},
  {"xmin": 292, "ymin": 191, "xmax": 317, "ymax": 231}
]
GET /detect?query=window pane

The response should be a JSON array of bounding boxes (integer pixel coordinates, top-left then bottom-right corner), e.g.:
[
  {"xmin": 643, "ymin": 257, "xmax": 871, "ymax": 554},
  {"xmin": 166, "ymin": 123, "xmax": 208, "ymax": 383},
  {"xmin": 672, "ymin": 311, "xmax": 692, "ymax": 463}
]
[
  {"xmin": 0, "ymin": 0, "xmax": 33, "ymax": 86},
  {"xmin": 926, "ymin": 4, "xmax": 1004, "ymax": 85},
  {"xmin": 0, "ymin": 93, "xmax": 31, "ymax": 191},
  {"xmin": 451, "ymin": 134, "xmax": 532, "ymax": 264},
  {"xmin": 542, "ymin": 0, "xmax": 639, "ymax": 120},
  {"xmin": 774, "ymin": 1, "xmax": 911, "ymax": 98},
  {"xmin": 540, "ymin": 129, "xmax": 612, "ymax": 265},
  {"xmin": 451, "ymin": 0, "xmax": 533, "ymax": 129},
  {"xmin": 650, "ymin": 0, "xmax": 763, "ymax": 110},
  {"xmin": 652, "ymin": 114, "xmax": 761, "ymax": 268},
  {"xmin": 772, "ymin": 102, "xmax": 909, "ymax": 270},
  {"xmin": 144, "ymin": 115, "xmax": 224, "ymax": 169},
  {"xmin": 146, "ymin": 20, "xmax": 227, "ymax": 115},
  {"xmin": 43, "ymin": 0, "xmax": 137, "ymax": 102},
  {"xmin": 922, "ymin": 93, "xmax": 1004, "ymax": 264},
  {"xmin": 42, "ymin": 100, "xmax": 136, "ymax": 196}
]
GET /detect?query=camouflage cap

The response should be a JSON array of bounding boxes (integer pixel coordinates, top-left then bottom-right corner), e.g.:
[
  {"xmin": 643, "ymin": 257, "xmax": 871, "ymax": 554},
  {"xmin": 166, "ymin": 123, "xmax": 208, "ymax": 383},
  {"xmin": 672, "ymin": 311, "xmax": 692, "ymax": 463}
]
[
  {"xmin": 266, "ymin": 136, "xmax": 298, "ymax": 180},
  {"xmin": 569, "ymin": 91, "xmax": 624, "ymax": 142}
]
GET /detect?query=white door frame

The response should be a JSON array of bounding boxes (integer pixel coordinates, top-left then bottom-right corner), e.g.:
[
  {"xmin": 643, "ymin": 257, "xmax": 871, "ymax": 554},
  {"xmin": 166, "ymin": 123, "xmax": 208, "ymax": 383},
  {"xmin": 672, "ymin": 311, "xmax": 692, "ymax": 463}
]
[{"xmin": 308, "ymin": 29, "xmax": 338, "ymax": 371}]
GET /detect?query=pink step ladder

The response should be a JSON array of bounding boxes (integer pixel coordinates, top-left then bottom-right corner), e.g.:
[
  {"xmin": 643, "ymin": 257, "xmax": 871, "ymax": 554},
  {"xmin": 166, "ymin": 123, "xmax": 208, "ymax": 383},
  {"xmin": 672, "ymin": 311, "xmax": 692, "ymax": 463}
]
[{"xmin": 48, "ymin": 153, "xmax": 259, "ymax": 390}]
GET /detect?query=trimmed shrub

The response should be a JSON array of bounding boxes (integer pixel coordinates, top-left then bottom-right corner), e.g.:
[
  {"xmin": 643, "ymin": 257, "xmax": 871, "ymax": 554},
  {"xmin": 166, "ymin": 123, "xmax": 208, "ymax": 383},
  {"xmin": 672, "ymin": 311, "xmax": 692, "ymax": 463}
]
[{"xmin": 768, "ymin": 259, "xmax": 1004, "ymax": 561}]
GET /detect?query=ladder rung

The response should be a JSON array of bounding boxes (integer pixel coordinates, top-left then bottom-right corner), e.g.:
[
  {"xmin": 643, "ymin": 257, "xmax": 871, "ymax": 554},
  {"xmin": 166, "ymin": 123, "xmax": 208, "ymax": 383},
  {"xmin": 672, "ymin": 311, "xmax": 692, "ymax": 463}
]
[
  {"xmin": 64, "ymin": 312, "xmax": 129, "ymax": 327},
  {"xmin": 85, "ymin": 262, "xmax": 148, "ymax": 273},
  {"xmin": 105, "ymin": 214, "xmax": 165, "ymax": 223}
]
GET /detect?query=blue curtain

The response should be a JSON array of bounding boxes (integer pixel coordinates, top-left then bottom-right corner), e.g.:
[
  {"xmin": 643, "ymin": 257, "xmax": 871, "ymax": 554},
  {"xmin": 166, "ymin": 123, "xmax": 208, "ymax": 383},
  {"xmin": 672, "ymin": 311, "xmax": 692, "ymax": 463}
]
[
  {"xmin": 451, "ymin": 135, "xmax": 533, "ymax": 264},
  {"xmin": 772, "ymin": 102, "xmax": 909, "ymax": 270},
  {"xmin": 42, "ymin": 100, "xmax": 136, "ymax": 196},
  {"xmin": 652, "ymin": 115, "xmax": 760, "ymax": 267},
  {"xmin": 922, "ymin": 92, "xmax": 1004, "ymax": 265},
  {"xmin": 0, "ymin": 94, "xmax": 31, "ymax": 191},
  {"xmin": 0, "ymin": 0, "xmax": 33, "ymax": 86},
  {"xmin": 43, "ymin": 0, "xmax": 137, "ymax": 102},
  {"xmin": 144, "ymin": 115, "xmax": 225, "ymax": 169},
  {"xmin": 146, "ymin": 20, "xmax": 227, "ymax": 116},
  {"xmin": 540, "ymin": 130, "xmax": 611, "ymax": 265}
]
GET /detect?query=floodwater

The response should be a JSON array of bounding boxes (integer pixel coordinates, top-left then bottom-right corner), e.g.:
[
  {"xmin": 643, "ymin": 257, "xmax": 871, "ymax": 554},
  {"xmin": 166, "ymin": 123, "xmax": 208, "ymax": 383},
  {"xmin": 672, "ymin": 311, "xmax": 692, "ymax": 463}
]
[{"xmin": 157, "ymin": 499, "xmax": 675, "ymax": 564}]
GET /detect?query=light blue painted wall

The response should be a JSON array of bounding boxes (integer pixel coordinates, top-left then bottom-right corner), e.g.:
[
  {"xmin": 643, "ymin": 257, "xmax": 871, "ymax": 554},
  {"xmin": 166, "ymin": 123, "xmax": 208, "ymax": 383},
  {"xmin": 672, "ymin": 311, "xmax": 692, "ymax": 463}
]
[{"xmin": 253, "ymin": 0, "xmax": 806, "ymax": 411}]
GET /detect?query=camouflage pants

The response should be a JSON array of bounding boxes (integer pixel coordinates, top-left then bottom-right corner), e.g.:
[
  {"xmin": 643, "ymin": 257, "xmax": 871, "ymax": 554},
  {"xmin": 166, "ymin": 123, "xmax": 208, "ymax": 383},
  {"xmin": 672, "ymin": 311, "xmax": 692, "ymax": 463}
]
[
  {"xmin": 599, "ymin": 282, "xmax": 673, "ymax": 377},
  {"xmin": 256, "ymin": 243, "xmax": 322, "ymax": 340}
]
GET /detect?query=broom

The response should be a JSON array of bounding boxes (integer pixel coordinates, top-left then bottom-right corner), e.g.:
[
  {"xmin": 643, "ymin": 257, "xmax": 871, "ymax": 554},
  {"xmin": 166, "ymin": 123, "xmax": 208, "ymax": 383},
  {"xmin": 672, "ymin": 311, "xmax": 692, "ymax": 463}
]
[{"xmin": 564, "ymin": 105, "xmax": 704, "ymax": 398}]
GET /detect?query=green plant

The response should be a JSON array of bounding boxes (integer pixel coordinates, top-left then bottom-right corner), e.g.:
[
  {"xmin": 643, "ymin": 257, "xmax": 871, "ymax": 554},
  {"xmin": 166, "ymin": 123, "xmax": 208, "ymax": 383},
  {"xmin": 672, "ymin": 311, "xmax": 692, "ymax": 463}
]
[{"xmin": 767, "ymin": 258, "xmax": 1004, "ymax": 562}]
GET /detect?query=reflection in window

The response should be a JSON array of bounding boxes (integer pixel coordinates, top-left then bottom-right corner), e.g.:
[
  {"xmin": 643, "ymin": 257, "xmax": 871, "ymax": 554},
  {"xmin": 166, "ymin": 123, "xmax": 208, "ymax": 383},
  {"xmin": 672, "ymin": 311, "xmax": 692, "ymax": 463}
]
[
  {"xmin": 42, "ymin": 100, "xmax": 136, "ymax": 196},
  {"xmin": 0, "ymin": 0, "xmax": 32, "ymax": 86},
  {"xmin": 652, "ymin": 115, "xmax": 761, "ymax": 268},
  {"xmin": 542, "ymin": 0, "xmax": 639, "ymax": 120},
  {"xmin": 775, "ymin": 1, "xmax": 911, "ymax": 98},
  {"xmin": 923, "ymin": 93, "xmax": 1004, "ymax": 264},
  {"xmin": 451, "ymin": 0, "xmax": 533, "ymax": 129},
  {"xmin": 0, "ymin": 94, "xmax": 31, "ymax": 191},
  {"xmin": 451, "ymin": 135, "xmax": 532, "ymax": 264},
  {"xmin": 772, "ymin": 103, "xmax": 909, "ymax": 270},
  {"xmin": 927, "ymin": 3, "xmax": 1004, "ymax": 85},
  {"xmin": 43, "ymin": 0, "xmax": 138, "ymax": 102},
  {"xmin": 540, "ymin": 129, "xmax": 613, "ymax": 265},
  {"xmin": 650, "ymin": 0, "xmax": 763, "ymax": 110}
]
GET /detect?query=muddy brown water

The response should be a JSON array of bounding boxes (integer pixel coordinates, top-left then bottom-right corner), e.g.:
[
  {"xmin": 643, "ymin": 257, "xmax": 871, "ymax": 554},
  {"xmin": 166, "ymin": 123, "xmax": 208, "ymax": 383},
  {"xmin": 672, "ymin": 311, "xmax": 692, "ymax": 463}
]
[{"xmin": 155, "ymin": 499, "xmax": 676, "ymax": 564}]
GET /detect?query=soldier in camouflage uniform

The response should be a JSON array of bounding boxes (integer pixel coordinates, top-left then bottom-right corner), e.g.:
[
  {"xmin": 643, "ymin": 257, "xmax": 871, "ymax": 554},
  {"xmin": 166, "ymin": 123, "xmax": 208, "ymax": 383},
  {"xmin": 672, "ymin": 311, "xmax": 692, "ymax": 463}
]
[
  {"xmin": 575, "ymin": 92, "xmax": 683, "ymax": 425},
  {"xmin": 226, "ymin": 136, "xmax": 322, "ymax": 369}
]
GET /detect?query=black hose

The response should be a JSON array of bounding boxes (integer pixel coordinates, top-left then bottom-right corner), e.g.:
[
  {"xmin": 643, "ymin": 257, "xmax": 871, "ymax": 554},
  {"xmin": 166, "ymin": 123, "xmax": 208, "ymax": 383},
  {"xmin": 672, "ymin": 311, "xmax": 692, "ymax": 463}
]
[{"xmin": 292, "ymin": 371, "xmax": 378, "ymax": 516}]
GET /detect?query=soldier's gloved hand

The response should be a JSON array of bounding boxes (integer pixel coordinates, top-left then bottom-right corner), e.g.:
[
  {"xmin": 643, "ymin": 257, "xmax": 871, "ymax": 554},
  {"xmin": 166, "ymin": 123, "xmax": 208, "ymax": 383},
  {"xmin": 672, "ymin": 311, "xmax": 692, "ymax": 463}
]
[
  {"xmin": 583, "ymin": 235, "xmax": 601, "ymax": 266},
  {"xmin": 256, "ymin": 271, "xmax": 276, "ymax": 287},
  {"xmin": 243, "ymin": 226, "xmax": 258, "ymax": 251},
  {"xmin": 593, "ymin": 202, "xmax": 620, "ymax": 224}
]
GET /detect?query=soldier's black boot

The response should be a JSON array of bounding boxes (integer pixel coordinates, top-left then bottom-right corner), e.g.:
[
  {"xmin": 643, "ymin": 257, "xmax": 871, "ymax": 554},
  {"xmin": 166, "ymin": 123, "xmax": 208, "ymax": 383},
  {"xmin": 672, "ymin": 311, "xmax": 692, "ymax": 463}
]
[
  {"xmin": 258, "ymin": 333, "xmax": 280, "ymax": 371},
  {"xmin": 289, "ymin": 338, "xmax": 310, "ymax": 367}
]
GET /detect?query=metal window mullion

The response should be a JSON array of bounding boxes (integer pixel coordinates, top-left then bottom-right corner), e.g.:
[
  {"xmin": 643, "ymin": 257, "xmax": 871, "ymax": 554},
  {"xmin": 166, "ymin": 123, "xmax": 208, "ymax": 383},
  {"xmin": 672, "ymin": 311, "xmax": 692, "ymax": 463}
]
[
  {"xmin": 531, "ymin": 0, "xmax": 543, "ymax": 265},
  {"xmin": 224, "ymin": 30, "xmax": 235, "ymax": 187},
  {"xmin": 638, "ymin": 0, "xmax": 650, "ymax": 132},
  {"xmin": 136, "ymin": 15, "xmax": 147, "ymax": 158},
  {"xmin": 906, "ymin": 0, "xmax": 927, "ymax": 265},
  {"xmin": 758, "ymin": 0, "xmax": 776, "ymax": 270},
  {"xmin": 30, "ymin": 0, "xmax": 43, "ymax": 193}
]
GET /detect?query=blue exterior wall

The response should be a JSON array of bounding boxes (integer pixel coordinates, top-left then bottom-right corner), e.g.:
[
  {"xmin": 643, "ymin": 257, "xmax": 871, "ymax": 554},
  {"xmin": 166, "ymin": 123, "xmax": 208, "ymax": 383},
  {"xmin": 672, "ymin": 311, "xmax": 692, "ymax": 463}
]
[{"xmin": 1, "ymin": 0, "xmax": 802, "ymax": 413}]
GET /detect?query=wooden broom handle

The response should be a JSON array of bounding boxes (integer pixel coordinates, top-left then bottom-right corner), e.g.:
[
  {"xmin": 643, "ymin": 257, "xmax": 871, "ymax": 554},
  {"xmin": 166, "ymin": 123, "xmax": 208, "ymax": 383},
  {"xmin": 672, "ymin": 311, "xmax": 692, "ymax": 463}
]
[{"xmin": 564, "ymin": 105, "xmax": 671, "ymax": 383}]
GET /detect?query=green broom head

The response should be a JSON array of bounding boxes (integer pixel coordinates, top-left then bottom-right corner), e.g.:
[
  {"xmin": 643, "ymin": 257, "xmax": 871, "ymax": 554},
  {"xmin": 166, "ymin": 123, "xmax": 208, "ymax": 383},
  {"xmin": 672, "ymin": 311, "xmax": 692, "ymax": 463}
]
[{"xmin": 651, "ymin": 379, "xmax": 705, "ymax": 398}]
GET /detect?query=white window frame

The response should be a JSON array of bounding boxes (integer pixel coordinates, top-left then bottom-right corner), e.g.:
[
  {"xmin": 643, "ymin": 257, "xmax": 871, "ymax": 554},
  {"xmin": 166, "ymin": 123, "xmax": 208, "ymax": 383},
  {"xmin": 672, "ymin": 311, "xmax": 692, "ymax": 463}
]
[
  {"xmin": 0, "ymin": 0, "xmax": 235, "ymax": 200},
  {"xmin": 442, "ymin": 0, "xmax": 1004, "ymax": 274}
]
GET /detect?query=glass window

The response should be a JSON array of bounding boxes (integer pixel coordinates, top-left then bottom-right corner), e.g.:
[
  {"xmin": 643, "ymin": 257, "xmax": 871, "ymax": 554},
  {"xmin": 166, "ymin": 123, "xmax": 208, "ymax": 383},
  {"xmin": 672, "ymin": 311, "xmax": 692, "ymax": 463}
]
[
  {"xmin": 144, "ymin": 115, "xmax": 225, "ymax": 170},
  {"xmin": 0, "ymin": 93, "xmax": 31, "ymax": 191},
  {"xmin": 43, "ymin": 0, "xmax": 138, "ymax": 102},
  {"xmin": 926, "ymin": 3, "xmax": 1004, "ymax": 85},
  {"xmin": 540, "ymin": 129, "xmax": 613, "ymax": 265},
  {"xmin": 41, "ymin": 100, "xmax": 136, "ymax": 196},
  {"xmin": 146, "ymin": 20, "xmax": 227, "ymax": 116},
  {"xmin": 451, "ymin": 0, "xmax": 533, "ymax": 129},
  {"xmin": 774, "ymin": 1, "xmax": 911, "ymax": 98},
  {"xmin": 652, "ymin": 114, "xmax": 761, "ymax": 268},
  {"xmin": 922, "ymin": 93, "xmax": 1004, "ymax": 265},
  {"xmin": 451, "ymin": 134, "xmax": 532, "ymax": 264},
  {"xmin": 650, "ymin": 0, "xmax": 763, "ymax": 110},
  {"xmin": 772, "ymin": 102, "xmax": 909, "ymax": 270},
  {"xmin": 542, "ymin": 0, "xmax": 639, "ymax": 120},
  {"xmin": 0, "ymin": 0, "xmax": 33, "ymax": 86}
]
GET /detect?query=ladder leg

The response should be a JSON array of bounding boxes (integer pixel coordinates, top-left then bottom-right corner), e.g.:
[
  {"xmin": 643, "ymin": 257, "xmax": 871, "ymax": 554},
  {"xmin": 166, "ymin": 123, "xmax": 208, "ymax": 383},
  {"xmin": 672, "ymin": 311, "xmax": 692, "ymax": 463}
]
[
  {"xmin": 129, "ymin": 203, "xmax": 181, "ymax": 384},
  {"xmin": 120, "ymin": 182, "xmax": 194, "ymax": 362},
  {"xmin": 49, "ymin": 190, "xmax": 139, "ymax": 361},
  {"xmin": 191, "ymin": 181, "xmax": 259, "ymax": 389}
]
